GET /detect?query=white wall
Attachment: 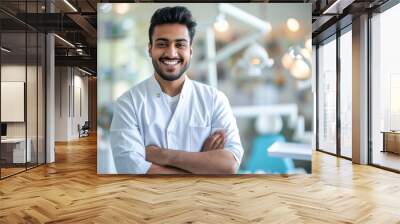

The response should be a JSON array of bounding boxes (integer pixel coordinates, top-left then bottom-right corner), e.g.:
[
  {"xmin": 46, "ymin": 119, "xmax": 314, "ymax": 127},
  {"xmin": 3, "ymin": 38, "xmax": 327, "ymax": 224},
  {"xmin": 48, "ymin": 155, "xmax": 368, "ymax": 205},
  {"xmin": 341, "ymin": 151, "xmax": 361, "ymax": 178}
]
[
  {"xmin": 71, "ymin": 73, "xmax": 89, "ymax": 138},
  {"xmin": 1, "ymin": 65, "xmax": 37, "ymax": 138},
  {"xmin": 55, "ymin": 67, "xmax": 89, "ymax": 141}
]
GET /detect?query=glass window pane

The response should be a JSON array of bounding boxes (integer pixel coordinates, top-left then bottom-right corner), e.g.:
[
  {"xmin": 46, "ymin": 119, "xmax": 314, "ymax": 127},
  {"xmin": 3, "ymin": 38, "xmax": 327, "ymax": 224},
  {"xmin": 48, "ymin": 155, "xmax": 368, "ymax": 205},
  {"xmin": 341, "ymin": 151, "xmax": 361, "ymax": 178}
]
[
  {"xmin": 340, "ymin": 29, "xmax": 352, "ymax": 158},
  {"xmin": 26, "ymin": 0, "xmax": 39, "ymax": 169},
  {"xmin": 38, "ymin": 32, "xmax": 45, "ymax": 165},
  {"xmin": 371, "ymin": 4, "xmax": 400, "ymax": 171},
  {"xmin": 0, "ymin": 1, "xmax": 46, "ymax": 179},
  {"xmin": 27, "ymin": 31, "xmax": 38, "ymax": 169},
  {"xmin": 1, "ymin": 30, "xmax": 27, "ymax": 177},
  {"xmin": 318, "ymin": 37, "xmax": 337, "ymax": 154}
]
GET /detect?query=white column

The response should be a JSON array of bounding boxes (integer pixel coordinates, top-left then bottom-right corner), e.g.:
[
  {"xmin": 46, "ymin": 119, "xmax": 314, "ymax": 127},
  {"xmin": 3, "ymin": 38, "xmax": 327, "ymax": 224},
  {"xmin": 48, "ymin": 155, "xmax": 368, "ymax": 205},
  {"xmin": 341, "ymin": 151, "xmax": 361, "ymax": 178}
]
[
  {"xmin": 46, "ymin": 32, "xmax": 55, "ymax": 163},
  {"xmin": 45, "ymin": 0, "xmax": 55, "ymax": 163},
  {"xmin": 352, "ymin": 14, "xmax": 369, "ymax": 164}
]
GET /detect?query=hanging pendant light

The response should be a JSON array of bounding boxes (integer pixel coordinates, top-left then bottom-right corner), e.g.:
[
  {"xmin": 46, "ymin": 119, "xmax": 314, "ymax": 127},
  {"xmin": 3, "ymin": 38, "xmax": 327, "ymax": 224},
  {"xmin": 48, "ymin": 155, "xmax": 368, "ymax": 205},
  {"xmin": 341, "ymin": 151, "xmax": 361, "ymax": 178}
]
[{"xmin": 237, "ymin": 43, "xmax": 274, "ymax": 77}]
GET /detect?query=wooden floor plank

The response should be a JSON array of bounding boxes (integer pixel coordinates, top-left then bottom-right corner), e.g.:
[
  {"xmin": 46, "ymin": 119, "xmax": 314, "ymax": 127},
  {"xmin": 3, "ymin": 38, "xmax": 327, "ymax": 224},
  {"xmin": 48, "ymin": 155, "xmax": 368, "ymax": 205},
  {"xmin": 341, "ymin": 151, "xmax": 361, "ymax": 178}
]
[{"xmin": 0, "ymin": 134, "xmax": 399, "ymax": 223}]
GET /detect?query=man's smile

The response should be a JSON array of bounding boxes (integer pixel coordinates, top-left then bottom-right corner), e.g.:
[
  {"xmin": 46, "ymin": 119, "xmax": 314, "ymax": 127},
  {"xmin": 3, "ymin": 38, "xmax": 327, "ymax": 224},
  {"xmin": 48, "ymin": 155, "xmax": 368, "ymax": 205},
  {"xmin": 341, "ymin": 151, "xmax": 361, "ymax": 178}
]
[{"xmin": 160, "ymin": 58, "xmax": 182, "ymax": 65}]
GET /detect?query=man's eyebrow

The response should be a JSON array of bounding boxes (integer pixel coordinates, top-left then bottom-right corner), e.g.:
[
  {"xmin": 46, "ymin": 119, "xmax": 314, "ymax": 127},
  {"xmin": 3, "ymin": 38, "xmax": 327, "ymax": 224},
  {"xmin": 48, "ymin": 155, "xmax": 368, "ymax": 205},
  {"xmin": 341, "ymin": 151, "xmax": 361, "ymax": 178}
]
[
  {"xmin": 155, "ymin": 38, "xmax": 169, "ymax": 42},
  {"xmin": 175, "ymin": 39, "xmax": 188, "ymax": 43},
  {"xmin": 154, "ymin": 38, "xmax": 189, "ymax": 43}
]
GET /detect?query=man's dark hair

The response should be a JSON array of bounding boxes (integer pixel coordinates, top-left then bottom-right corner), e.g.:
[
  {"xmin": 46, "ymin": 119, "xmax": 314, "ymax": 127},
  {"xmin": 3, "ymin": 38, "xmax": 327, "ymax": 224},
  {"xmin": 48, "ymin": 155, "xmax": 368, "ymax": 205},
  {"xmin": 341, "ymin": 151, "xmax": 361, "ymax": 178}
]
[{"xmin": 149, "ymin": 6, "xmax": 197, "ymax": 45}]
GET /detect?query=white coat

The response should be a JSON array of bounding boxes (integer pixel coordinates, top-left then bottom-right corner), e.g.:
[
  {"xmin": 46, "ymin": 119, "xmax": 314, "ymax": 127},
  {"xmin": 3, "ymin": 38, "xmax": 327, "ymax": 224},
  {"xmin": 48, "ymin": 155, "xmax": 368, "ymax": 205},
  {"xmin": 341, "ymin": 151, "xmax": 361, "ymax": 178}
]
[{"xmin": 110, "ymin": 75, "xmax": 243, "ymax": 174}]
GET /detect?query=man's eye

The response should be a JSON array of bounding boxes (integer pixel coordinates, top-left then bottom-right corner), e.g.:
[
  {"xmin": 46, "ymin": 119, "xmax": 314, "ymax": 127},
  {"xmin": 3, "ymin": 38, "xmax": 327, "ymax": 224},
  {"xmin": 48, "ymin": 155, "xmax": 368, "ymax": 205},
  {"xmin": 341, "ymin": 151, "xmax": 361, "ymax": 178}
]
[
  {"xmin": 176, "ymin": 43, "xmax": 186, "ymax": 48},
  {"xmin": 157, "ymin": 43, "xmax": 167, "ymax": 47}
]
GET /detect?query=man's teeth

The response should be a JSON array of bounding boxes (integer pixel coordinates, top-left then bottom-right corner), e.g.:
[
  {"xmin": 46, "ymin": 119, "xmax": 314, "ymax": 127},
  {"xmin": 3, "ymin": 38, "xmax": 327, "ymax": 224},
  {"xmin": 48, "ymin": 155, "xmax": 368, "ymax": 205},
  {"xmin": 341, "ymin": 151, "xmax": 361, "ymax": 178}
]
[{"xmin": 162, "ymin": 60, "xmax": 180, "ymax": 65}]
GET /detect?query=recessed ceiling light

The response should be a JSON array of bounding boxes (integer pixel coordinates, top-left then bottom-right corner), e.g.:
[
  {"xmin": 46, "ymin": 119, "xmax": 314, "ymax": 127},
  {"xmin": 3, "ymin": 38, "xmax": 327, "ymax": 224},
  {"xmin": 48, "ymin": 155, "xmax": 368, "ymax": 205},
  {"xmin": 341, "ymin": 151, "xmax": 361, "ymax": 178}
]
[
  {"xmin": 78, "ymin": 67, "xmax": 92, "ymax": 76},
  {"xmin": 54, "ymin": 34, "xmax": 75, "ymax": 48},
  {"xmin": 63, "ymin": 0, "xmax": 78, "ymax": 12},
  {"xmin": 1, "ymin": 47, "xmax": 11, "ymax": 53}
]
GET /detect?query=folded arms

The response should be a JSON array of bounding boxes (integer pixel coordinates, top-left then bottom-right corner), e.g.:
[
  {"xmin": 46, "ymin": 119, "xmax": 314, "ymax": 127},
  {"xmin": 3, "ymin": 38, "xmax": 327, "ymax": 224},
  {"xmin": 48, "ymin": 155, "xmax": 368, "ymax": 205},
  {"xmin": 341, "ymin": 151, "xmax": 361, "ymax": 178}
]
[{"xmin": 145, "ymin": 130, "xmax": 238, "ymax": 174}]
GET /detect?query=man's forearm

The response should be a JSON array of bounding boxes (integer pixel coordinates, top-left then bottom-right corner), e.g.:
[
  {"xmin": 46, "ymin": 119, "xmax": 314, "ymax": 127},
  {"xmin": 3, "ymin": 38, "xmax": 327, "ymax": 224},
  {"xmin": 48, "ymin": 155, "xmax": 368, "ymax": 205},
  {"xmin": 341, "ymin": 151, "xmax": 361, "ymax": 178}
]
[
  {"xmin": 145, "ymin": 146, "xmax": 238, "ymax": 174},
  {"xmin": 146, "ymin": 163, "xmax": 191, "ymax": 174},
  {"xmin": 171, "ymin": 150, "xmax": 237, "ymax": 174},
  {"xmin": 154, "ymin": 149, "xmax": 237, "ymax": 174}
]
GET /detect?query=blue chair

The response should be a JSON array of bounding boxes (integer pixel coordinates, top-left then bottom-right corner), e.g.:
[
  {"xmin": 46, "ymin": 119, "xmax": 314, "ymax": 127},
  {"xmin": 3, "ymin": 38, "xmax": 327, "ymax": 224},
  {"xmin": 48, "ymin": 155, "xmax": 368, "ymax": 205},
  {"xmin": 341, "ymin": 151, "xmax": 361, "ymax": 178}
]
[{"xmin": 240, "ymin": 134, "xmax": 295, "ymax": 174}]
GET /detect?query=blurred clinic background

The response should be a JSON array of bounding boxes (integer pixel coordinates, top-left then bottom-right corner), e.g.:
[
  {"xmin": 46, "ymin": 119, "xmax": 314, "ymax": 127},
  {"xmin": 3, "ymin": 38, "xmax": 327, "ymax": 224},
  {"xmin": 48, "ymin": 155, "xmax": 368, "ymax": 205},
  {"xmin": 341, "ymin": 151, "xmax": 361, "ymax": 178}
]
[{"xmin": 98, "ymin": 3, "xmax": 312, "ymax": 174}]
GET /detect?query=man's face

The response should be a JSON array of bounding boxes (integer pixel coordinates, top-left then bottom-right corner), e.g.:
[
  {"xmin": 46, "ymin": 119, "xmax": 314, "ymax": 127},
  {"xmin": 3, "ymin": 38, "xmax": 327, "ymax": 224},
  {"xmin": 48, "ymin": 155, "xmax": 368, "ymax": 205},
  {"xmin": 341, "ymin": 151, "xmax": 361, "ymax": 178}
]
[{"xmin": 149, "ymin": 23, "xmax": 193, "ymax": 81}]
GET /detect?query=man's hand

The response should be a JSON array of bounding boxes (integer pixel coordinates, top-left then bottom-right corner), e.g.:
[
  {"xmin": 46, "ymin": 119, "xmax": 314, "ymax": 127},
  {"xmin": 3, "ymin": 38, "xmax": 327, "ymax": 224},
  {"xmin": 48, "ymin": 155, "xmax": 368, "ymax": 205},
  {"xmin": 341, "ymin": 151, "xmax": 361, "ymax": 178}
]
[
  {"xmin": 201, "ymin": 131, "xmax": 226, "ymax": 152},
  {"xmin": 145, "ymin": 145, "xmax": 170, "ymax": 166},
  {"xmin": 145, "ymin": 146, "xmax": 191, "ymax": 174}
]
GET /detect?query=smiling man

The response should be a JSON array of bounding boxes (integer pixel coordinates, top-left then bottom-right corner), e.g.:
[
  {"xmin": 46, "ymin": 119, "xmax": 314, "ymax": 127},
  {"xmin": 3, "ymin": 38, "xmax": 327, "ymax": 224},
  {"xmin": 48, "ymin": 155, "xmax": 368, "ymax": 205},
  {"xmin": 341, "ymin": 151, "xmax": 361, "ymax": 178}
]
[{"xmin": 110, "ymin": 6, "xmax": 243, "ymax": 174}]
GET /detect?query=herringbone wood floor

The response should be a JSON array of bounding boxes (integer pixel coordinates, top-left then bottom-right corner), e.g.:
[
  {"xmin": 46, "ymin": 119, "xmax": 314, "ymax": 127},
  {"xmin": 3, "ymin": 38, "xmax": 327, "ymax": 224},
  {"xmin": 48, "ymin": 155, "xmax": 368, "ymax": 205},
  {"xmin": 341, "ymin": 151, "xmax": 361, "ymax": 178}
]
[{"xmin": 1, "ymin": 135, "xmax": 400, "ymax": 223}]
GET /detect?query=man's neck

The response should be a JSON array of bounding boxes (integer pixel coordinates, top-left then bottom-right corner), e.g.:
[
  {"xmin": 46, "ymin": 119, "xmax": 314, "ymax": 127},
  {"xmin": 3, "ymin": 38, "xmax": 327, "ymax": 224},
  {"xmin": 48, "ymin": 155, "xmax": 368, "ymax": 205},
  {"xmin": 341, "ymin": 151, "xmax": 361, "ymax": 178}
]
[{"xmin": 154, "ymin": 74, "xmax": 185, "ymax": 97}]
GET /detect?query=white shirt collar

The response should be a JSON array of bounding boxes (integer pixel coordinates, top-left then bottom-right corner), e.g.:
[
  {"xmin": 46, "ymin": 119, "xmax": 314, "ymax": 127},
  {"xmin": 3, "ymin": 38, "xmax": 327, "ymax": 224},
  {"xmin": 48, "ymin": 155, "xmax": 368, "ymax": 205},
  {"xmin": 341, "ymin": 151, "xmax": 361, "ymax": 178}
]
[{"xmin": 149, "ymin": 75, "xmax": 192, "ymax": 100}]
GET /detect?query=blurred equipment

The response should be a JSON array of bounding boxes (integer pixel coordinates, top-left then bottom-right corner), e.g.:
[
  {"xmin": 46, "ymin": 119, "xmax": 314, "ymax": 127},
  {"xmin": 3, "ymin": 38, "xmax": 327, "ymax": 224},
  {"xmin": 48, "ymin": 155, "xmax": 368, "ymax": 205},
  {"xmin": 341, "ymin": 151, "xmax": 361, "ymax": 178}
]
[
  {"xmin": 255, "ymin": 114, "xmax": 283, "ymax": 135},
  {"xmin": 237, "ymin": 43, "xmax": 274, "ymax": 77},
  {"xmin": 268, "ymin": 141, "xmax": 312, "ymax": 161},
  {"xmin": 232, "ymin": 104, "xmax": 298, "ymax": 128},
  {"xmin": 238, "ymin": 109, "xmax": 300, "ymax": 174},
  {"xmin": 213, "ymin": 14, "xmax": 229, "ymax": 32},
  {"xmin": 268, "ymin": 141, "xmax": 311, "ymax": 173},
  {"xmin": 202, "ymin": 3, "xmax": 273, "ymax": 87},
  {"xmin": 282, "ymin": 45, "xmax": 311, "ymax": 80},
  {"xmin": 240, "ymin": 134, "xmax": 295, "ymax": 174}
]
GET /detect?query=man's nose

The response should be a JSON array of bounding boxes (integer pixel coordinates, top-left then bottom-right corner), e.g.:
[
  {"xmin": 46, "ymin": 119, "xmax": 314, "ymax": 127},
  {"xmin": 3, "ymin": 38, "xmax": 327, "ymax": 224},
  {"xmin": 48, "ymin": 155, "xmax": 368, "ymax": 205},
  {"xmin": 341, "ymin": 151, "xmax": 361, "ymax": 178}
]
[{"xmin": 165, "ymin": 45, "xmax": 178, "ymax": 58}]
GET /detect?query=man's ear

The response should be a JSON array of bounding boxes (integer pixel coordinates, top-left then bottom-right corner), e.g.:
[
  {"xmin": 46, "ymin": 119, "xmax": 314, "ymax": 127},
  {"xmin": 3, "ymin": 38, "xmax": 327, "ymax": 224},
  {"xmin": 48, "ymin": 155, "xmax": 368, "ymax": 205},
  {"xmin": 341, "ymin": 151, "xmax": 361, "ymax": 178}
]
[{"xmin": 190, "ymin": 46, "xmax": 193, "ymax": 58}]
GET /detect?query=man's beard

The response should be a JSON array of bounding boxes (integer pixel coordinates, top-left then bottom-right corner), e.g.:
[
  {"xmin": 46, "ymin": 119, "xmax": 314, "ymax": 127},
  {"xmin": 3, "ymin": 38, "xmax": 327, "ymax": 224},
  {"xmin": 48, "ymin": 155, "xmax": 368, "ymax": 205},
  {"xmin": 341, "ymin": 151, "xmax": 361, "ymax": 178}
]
[{"xmin": 152, "ymin": 57, "xmax": 190, "ymax": 81}]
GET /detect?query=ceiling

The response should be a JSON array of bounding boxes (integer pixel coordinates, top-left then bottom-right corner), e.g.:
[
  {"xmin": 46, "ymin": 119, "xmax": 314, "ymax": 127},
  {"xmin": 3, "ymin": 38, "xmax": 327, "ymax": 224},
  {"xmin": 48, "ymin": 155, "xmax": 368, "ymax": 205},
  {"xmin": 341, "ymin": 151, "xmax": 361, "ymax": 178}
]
[
  {"xmin": 0, "ymin": 0, "xmax": 99, "ymax": 74},
  {"xmin": 310, "ymin": 0, "xmax": 390, "ymax": 44},
  {"xmin": 0, "ymin": 0, "xmax": 393, "ymax": 75}
]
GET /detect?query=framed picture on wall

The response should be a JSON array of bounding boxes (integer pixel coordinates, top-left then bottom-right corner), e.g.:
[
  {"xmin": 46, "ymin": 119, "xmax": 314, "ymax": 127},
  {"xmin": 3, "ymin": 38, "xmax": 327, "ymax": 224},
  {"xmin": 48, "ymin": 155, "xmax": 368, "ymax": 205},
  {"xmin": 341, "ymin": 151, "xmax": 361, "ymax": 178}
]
[{"xmin": 1, "ymin": 81, "xmax": 25, "ymax": 122}]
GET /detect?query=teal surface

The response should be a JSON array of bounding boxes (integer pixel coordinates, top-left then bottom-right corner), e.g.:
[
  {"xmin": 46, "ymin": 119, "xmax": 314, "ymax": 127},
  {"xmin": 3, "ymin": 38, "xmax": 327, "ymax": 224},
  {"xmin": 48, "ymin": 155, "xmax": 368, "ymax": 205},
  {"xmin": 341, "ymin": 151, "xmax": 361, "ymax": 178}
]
[{"xmin": 240, "ymin": 134, "xmax": 295, "ymax": 174}]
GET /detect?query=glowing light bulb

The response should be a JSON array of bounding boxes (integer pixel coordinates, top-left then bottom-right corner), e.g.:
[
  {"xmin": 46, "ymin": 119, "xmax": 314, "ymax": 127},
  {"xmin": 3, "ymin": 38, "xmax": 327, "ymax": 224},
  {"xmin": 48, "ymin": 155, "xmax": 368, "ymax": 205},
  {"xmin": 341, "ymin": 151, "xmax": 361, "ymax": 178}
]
[
  {"xmin": 115, "ymin": 3, "xmax": 130, "ymax": 15},
  {"xmin": 290, "ymin": 58, "xmax": 310, "ymax": 80},
  {"xmin": 300, "ymin": 48, "xmax": 311, "ymax": 61},
  {"xmin": 287, "ymin": 18, "xmax": 300, "ymax": 32},
  {"xmin": 251, "ymin": 58, "xmax": 261, "ymax": 65},
  {"xmin": 281, "ymin": 53, "xmax": 294, "ymax": 69},
  {"xmin": 214, "ymin": 15, "xmax": 229, "ymax": 32}
]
